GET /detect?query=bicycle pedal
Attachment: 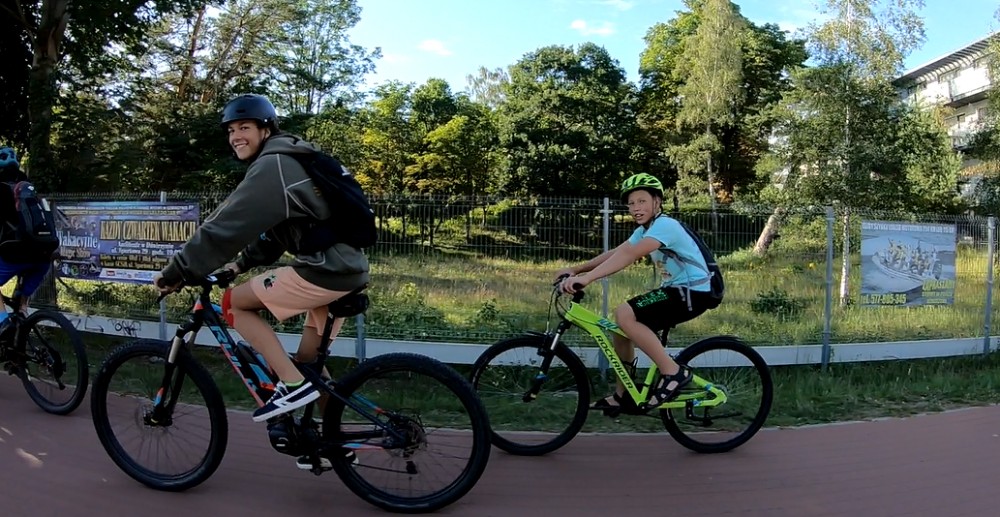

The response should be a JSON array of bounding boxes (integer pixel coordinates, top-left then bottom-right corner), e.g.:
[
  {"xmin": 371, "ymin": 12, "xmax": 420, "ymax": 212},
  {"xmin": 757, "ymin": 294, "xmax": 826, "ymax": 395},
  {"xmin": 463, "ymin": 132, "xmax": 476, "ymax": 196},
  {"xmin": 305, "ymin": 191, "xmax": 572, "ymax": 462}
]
[{"xmin": 296, "ymin": 456, "xmax": 333, "ymax": 472}]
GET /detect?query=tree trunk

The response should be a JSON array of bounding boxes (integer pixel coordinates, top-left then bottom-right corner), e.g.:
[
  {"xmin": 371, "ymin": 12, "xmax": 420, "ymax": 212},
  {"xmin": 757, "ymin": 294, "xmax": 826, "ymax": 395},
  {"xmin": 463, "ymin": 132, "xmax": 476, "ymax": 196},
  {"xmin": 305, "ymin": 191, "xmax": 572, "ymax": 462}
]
[
  {"xmin": 26, "ymin": 0, "xmax": 69, "ymax": 192},
  {"xmin": 26, "ymin": 1, "xmax": 69, "ymax": 308},
  {"xmin": 839, "ymin": 209, "xmax": 851, "ymax": 306},
  {"xmin": 753, "ymin": 206, "xmax": 786, "ymax": 256},
  {"xmin": 177, "ymin": 6, "xmax": 206, "ymax": 100},
  {"xmin": 706, "ymin": 125, "xmax": 718, "ymax": 234}
]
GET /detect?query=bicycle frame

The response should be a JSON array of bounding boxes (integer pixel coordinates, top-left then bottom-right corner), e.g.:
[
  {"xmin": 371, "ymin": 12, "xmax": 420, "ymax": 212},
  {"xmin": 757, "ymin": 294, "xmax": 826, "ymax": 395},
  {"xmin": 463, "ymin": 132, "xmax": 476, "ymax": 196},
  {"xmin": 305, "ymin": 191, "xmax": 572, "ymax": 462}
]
[
  {"xmin": 551, "ymin": 290, "xmax": 728, "ymax": 410},
  {"xmin": 149, "ymin": 274, "xmax": 406, "ymax": 447}
]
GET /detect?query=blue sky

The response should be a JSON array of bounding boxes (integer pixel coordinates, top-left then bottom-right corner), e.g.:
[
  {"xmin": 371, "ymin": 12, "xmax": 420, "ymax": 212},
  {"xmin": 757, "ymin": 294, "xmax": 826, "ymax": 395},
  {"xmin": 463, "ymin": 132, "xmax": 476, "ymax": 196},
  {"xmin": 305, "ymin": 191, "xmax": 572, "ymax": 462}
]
[{"xmin": 348, "ymin": 0, "xmax": 999, "ymax": 92}]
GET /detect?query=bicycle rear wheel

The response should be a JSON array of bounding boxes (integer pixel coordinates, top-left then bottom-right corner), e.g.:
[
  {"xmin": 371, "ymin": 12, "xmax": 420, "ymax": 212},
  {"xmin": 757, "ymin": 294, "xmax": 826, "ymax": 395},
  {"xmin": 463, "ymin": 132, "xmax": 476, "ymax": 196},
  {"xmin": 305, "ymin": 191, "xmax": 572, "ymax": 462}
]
[
  {"xmin": 323, "ymin": 352, "xmax": 491, "ymax": 513},
  {"xmin": 17, "ymin": 309, "xmax": 89, "ymax": 415},
  {"xmin": 469, "ymin": 335, "xmax": 590, "ymax": 456},
  {"xmin": 660, "ymin": 336, "xmax": 773, "ymax": 453},
  {"xmin": 91, "ymin": 339, "xmax": 228, "ymax": 491}
]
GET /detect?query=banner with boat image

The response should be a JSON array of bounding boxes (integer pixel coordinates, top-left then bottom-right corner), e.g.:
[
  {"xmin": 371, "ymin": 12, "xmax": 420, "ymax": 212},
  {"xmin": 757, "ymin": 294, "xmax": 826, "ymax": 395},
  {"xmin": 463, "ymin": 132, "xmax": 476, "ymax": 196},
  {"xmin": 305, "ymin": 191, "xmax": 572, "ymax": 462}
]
[{"xmin": 859, "ymin": 220, "xmax": 957, "ymax": 307}]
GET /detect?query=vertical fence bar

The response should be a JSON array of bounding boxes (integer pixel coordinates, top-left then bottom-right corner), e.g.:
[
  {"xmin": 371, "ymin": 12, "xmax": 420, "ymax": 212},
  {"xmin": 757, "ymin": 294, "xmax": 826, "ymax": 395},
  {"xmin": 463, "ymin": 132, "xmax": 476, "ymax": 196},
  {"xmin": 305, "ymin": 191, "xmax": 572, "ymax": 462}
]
[
  {"xmin": 598, "ymin": 197, "xmax": 610, "ymax": 380},
  {"xmin": 984, "ymin": 216, "xmax": 995, "ymax": 355},
  {"xmin": 158, "ymin": 191, "xmax": 168, "ymax": 341},
  {"xmin": 822, "ymin": 206, "xmax": 835, "ymax": 371},
  {"xmin": 355, "ymin": 313, "xmax": 366, "ymax": 362}
]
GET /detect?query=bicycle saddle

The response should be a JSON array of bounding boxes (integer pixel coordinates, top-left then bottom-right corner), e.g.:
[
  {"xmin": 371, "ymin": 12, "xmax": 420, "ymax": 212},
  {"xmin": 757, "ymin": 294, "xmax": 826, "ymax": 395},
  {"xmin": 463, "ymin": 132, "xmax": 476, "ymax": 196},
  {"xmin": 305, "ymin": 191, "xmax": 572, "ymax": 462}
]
[{"xmin": 327, "ymin": 285, "xmax": 369, "ymax": 318}]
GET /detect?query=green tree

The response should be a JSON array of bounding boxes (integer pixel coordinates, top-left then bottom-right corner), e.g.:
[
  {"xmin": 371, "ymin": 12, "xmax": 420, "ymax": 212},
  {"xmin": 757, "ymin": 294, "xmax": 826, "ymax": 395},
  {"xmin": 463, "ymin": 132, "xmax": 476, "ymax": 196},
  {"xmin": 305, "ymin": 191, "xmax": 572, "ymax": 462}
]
[
  {"xmin": 0, "ymin": 4, "xmax": 32, "ymax": 149},
  {"xmin": 498, "ymin": 43, "xmax": 638, "ymax": 197},
  {"xmin": 465, "ymin": 66, "xmax": 509, "ymax": 109},
  {"xmin": 966, "ymin": 19, "xmax": 999, "ymax": 212},
  {"xmin": 264, "ymin": 0, "xmax": 379, "ymax": 113},
  {"xmin": 638, "ymin": 0, "xmax": 806, "ymax": 207},
  {"xmin": 669, "ymin": 0, "xmax": 744, "ymax": 220},
  {"xmin": 756, "ymin": 0, "xmax": 932, "ymax": 307},
  {"xmin": 354, "ymin": 81, "xmax": 419, "ymax": 194},
  {"xmin": 406, "ymin": 97, "xmax": 497, "ymax": 196},
  {"xmin": 4, "ymin": 0, "xmax": 213, "ymax": 190}
]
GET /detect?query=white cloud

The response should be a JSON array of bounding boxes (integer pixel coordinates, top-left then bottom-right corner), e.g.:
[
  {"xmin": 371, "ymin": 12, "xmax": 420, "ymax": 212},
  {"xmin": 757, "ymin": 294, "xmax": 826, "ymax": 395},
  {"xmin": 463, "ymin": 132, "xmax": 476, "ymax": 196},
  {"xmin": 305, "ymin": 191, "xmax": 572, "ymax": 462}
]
[
  {"xmin": 569, "ymin": 19, "xmax": 616, "ymax": 36},
  {"xmin": 596, "ymin": 0, "xmax": 634, "ymax": 10},
  {"xmin": 382, "ymin": 53, "xmax": 410, "ymax": 64},
  {"xmin": 417, "ymin": 39, "xmax": 453, "ymax": 56}
]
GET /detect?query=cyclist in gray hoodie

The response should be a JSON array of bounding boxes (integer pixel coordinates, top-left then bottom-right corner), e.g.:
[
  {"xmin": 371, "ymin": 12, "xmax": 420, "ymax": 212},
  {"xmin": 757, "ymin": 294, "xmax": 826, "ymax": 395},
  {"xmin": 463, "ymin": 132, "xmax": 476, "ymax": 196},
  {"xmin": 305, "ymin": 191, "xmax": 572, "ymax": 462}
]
[{"xmin": 154, "ymin": 94, "xmax": 369, "ymax": 424}]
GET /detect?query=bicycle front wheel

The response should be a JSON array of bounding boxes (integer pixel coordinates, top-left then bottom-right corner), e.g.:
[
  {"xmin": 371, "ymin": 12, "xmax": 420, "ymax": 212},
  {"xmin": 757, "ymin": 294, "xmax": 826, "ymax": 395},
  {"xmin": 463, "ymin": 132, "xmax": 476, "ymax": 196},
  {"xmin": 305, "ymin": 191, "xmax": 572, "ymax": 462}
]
[
  {"xmin": 323, "ymin": 352, "xmax": 491, "ymax": 513},
  {"xmin": 18, "ymin": 309, "xmax": 89, "ymax": 415},
  {"xmin": 660, "ymin": 336, "xmax": 773, "ymax": 453},
  {"xmin": 470, "ymin": 335, "xmax": 590, "ymax": 456},
  {"xmin": 91, "ymin": 339, "xmax": 229, "ymax": 491}
]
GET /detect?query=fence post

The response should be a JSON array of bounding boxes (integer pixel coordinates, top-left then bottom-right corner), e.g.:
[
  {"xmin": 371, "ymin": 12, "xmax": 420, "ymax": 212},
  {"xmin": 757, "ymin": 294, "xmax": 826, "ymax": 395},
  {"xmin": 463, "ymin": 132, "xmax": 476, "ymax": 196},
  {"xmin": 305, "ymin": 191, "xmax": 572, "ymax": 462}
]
[
  {"xmin": 822, "ymin": 206, "xmax": 834, "ymax": 371},
  {"xmin": 355, "ymin": 313, "xmax": 366, "ymax": 362},
  {"xmin": 984, "ymin": 216, "xmax": 995, "ymax": 355},
  {"xmin": 598, "ymin": 197, "xmax": 611, "ymax": 380},
  {"xmin": 159, "ymin": 191, "xmax": 168, "ymax": 341}
]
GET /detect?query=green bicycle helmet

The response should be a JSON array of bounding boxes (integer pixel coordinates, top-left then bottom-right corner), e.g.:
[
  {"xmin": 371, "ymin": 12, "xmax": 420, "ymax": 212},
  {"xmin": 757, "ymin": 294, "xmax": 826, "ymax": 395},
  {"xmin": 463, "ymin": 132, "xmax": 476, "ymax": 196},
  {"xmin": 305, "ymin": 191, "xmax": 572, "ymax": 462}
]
[{"xmin": 620, "ymin": 173, "xmax": 664, "ymax": 203}]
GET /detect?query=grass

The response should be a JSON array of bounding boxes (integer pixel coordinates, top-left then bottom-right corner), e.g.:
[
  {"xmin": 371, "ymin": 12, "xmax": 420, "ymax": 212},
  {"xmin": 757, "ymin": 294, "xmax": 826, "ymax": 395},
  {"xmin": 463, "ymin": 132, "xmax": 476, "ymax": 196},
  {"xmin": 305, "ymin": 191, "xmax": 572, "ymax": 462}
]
[
  {"xmin": 48, "ymin": 243, "xmax": 999, "ymax": 349},
  {"xmin": 82, "ymin": 333, "xmax": 1000, "ymax": 433}
]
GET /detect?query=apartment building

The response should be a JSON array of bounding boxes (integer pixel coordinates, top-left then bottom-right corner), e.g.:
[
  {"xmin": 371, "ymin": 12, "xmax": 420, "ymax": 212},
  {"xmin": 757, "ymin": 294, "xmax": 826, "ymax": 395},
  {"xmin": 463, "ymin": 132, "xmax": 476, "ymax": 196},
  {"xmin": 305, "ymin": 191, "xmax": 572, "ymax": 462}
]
[{"xmin": 893, "ymin": 34, "xmax": 996, "ymax": 196}]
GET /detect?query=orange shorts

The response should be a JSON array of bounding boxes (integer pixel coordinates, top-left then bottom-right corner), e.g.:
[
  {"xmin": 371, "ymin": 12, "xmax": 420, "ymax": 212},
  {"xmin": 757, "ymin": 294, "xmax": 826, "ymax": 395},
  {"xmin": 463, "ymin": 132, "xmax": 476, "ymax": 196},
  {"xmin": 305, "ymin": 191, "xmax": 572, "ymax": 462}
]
[{"xmin": 247, "ymin": 267, "xmax": 348, "ymax": 334}]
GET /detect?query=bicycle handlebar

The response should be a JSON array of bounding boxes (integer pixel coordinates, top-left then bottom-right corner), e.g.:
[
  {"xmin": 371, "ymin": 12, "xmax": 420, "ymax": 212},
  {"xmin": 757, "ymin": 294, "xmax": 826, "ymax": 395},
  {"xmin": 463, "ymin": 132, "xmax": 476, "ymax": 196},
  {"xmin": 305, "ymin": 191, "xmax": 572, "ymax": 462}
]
[
  {"xmin": 155, "ymin": 269, "xmax": 238, "ymax": 303},
  {"xmin": 553, "ymin": 274, "xmax": 586, "ymax": 304}
]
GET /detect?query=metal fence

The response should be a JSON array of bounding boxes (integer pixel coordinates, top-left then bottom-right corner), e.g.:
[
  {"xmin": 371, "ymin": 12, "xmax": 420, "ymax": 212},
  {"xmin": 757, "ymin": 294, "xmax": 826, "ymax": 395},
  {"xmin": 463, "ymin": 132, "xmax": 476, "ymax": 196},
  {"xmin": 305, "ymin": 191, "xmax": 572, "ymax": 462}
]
[{"xmin": 37, "ymin": 192, "xmax": 999, "ymax": 367}]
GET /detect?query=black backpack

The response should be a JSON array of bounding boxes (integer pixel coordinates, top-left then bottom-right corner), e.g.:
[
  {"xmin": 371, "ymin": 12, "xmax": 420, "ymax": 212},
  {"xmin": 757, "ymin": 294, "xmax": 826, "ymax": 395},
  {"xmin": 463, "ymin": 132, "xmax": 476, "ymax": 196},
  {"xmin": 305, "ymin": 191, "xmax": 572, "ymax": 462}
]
[
  {"xmin": 669, "ymin": 219, "xmax": 725, "ymax": 309},
  {"xmin": 0, "ymin": 181, "xmax": 60, "ymax": 263},
  {"xmin": 289, "ymin": 151, "xmax": 377, "ymax": 252}
]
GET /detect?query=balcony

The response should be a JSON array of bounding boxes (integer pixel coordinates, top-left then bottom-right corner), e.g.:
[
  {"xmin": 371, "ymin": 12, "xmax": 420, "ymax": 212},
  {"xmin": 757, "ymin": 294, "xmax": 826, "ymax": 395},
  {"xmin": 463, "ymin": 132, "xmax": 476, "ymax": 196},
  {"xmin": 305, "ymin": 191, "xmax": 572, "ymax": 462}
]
[
  {"xmin": 944, "ymin": 84, "xmax": 991, "ymax": 108},
  {"xmin": 952, "ymin": 133, "xmax": 974, "ymax": 149}
]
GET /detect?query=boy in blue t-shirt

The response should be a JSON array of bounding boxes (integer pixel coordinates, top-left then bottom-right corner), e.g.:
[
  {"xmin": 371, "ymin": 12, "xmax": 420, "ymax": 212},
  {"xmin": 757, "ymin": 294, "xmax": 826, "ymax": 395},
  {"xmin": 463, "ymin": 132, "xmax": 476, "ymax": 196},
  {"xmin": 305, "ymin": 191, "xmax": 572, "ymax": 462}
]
[{"xmin": 558, "ymin": 173, "xmax": 715, "ymax": 415}]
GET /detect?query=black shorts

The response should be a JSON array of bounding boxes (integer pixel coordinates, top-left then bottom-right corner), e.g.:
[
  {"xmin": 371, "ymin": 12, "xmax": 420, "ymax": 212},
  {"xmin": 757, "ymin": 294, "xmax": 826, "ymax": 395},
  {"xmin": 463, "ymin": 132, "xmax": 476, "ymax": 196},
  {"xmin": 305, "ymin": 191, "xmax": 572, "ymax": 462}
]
[{"xmin": 626, "ymin": 287, "xmax": 712, "ymax": 335}]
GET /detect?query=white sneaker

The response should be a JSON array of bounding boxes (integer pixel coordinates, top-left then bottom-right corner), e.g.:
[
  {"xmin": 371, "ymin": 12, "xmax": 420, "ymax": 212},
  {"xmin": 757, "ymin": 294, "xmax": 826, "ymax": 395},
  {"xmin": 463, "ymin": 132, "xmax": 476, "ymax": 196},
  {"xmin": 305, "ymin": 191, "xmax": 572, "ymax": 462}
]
[{"xmin": 252, "ymin": 381, "xmax": 320, "ymax": 422}]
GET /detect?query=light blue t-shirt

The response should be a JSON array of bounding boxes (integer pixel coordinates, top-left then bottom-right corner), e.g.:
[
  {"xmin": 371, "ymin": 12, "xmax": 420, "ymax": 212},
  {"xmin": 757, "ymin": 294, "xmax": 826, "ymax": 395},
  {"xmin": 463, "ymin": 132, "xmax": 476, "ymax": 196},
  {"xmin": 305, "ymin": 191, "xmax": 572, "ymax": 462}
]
[{"xmin": 628, "ymin": 215, "xmax": 711, "ymax": 292}]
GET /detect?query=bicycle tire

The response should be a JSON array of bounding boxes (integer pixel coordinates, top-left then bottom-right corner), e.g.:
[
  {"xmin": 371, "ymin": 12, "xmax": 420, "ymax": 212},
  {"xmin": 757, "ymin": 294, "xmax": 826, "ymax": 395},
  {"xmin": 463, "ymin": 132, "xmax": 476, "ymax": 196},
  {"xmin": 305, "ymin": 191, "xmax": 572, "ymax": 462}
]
[
  {"xmin": 91, "ymin": 339, "xmax": 229, "ymax": 491},
  {"xmin": 660, "ymin": 336, "xmax": 773, "ymax": 453},
  {"xmin": 470, "ymin": 335, "xmax": 590, "ymax": 456},
  {"xmin": 18, "ymin": 309, "xmax": 89, "ymax": 415},
  {"xmin": 323, "ymin": 352, "xmax": 491, "ymax": 513}
]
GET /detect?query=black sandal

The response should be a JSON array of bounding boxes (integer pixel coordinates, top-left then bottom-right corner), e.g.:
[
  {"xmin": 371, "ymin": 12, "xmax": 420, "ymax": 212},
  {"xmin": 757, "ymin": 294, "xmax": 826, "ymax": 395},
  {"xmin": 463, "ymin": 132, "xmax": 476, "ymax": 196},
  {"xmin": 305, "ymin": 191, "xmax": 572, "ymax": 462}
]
[
  {"xmin": 645, "ymin": 365, "xmax": 693, "ymax": 409},
  {"xmin": 590, "ymin": 392, "xmax": 625, "ymax": 418}
]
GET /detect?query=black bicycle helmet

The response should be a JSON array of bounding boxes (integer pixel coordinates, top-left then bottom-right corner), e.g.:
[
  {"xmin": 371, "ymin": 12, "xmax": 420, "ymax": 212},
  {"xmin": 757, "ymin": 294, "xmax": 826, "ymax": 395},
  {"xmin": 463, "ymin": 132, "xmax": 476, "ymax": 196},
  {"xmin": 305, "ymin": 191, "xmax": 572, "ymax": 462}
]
[{"xmin": 220, "ymin": 94, "xmax": 278, "ymax": 130}]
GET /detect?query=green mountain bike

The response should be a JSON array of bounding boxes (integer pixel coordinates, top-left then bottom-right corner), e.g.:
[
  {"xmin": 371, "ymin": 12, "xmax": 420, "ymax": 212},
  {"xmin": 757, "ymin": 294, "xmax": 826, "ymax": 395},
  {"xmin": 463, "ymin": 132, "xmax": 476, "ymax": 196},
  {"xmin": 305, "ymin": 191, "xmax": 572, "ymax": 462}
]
[{"xmin": 470, "ymin": 278, "xmax": 773, "ymax": 456}]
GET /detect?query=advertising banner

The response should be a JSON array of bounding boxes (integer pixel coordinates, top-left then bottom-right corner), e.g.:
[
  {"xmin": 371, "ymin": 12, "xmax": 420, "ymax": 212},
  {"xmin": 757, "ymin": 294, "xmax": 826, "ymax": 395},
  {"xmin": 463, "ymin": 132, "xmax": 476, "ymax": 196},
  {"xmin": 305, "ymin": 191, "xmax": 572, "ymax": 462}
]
[
  {"xmin": 859, "ymin": 220, "xmax": 957, "ymax": 307},
  {"xmin": 56, "ymin": 201, "xmax": 199, "ymax": 284}
]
